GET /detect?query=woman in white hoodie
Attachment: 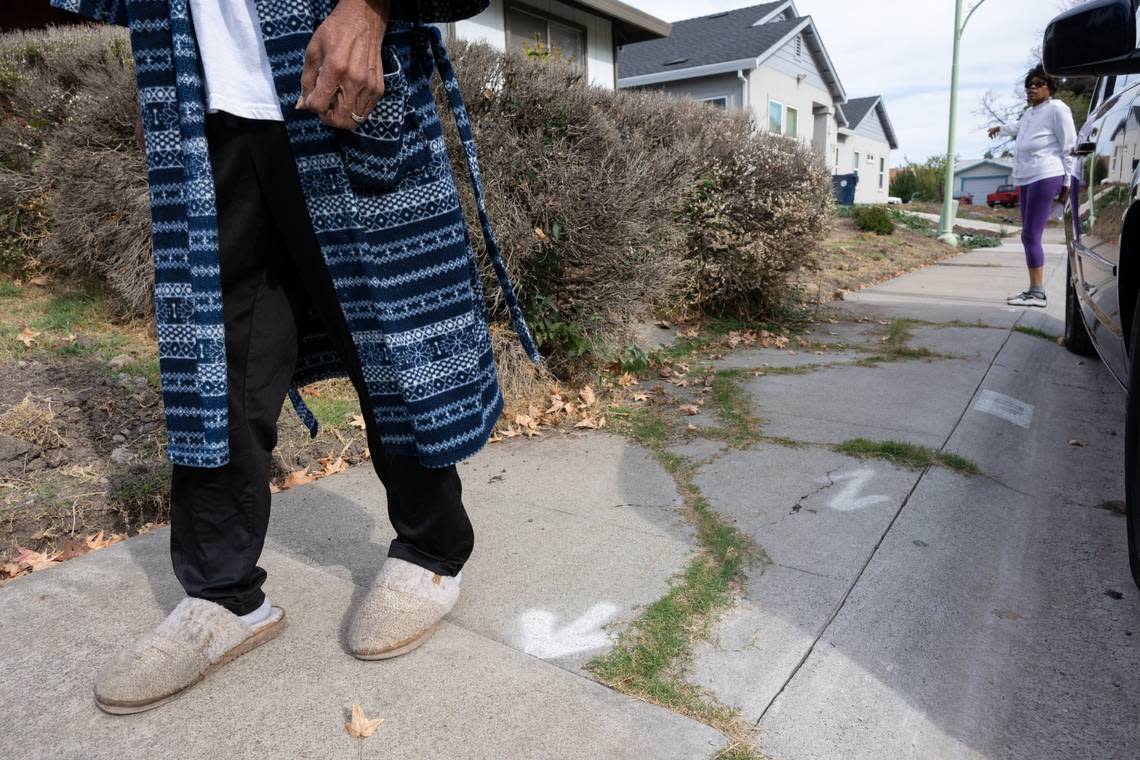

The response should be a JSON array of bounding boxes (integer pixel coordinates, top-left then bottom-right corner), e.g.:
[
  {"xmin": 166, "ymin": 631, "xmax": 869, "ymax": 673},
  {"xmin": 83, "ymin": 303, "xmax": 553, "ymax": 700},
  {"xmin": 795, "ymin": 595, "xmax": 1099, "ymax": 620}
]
[{"xmin": 988, "ymin": 64, "xmax": 1077, "ymax": 308}]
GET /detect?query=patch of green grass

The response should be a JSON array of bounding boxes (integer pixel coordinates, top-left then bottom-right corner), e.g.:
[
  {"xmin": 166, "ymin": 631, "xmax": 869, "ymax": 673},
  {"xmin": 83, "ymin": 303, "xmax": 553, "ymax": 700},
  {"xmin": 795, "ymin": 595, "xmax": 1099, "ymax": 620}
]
[
  {"xmin": 0, "ymin": 280, "xmax": 23, "ymax": 297},
  {"xmin": 707, "ymin": 373, "xmax": 763, "ymax": 447},
  {"xmin": 1013, "ymin": 325, "xmax": 1060, "ymax": 343},
  {"xmin": 959, "ymin": 234, "xmax": 1003, "ymax": 250},
  {"xmin": 608, "ymin": 405, "xmax": 678, "ymax": 449},
  {"xmin": 598, "ymin": 390, "xmax": 767, "ymax": 757},
  {"xmin": 301, "ymin": 394, "xmax": 359, "ymax": 428},
  {"xmin": 834, "ymin": 438, "xmax": 979, "ymax": 475},
  {"xmin": 32, "ymin": 292, "xmax": 104, "ymax": 332}
]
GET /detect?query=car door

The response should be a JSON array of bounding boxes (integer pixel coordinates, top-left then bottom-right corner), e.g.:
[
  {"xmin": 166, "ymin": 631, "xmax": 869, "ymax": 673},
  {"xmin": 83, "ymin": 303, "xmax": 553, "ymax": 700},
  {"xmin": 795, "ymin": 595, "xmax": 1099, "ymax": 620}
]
[{"xmin": 1074, "ymin": 75, "xmax": 1132, "ymax": 381}]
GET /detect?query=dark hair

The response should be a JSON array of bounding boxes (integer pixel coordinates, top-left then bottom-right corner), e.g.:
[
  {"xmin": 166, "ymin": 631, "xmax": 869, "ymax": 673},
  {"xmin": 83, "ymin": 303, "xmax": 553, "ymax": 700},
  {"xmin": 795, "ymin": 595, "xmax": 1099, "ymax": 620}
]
[{"xmin": 1025, "ymin": 64, "xmax": 1058, "ymax": 94}]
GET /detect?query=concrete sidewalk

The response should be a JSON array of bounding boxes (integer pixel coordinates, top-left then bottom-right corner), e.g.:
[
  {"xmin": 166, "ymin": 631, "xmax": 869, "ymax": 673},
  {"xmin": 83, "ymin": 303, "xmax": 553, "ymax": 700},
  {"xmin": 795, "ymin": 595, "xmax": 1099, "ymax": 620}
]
[
  {"xmin": 3, "ymin": 226, "xmax": 1137, "ymax": 759},
  {"xmin": 901, "ymin": 209, "xmax": 1021, "ymax": 235},
  {"xmin": 0, "ymin": 436, "xmax": 725, "ymax": 759}
]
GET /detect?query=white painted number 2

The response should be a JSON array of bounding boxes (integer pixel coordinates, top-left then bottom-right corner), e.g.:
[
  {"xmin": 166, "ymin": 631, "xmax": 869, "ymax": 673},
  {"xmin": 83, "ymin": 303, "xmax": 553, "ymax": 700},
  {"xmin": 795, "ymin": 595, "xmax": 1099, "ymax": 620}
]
[{"xmin": 828, "ymin": 468, "xmax": 891, "ymax": 512}]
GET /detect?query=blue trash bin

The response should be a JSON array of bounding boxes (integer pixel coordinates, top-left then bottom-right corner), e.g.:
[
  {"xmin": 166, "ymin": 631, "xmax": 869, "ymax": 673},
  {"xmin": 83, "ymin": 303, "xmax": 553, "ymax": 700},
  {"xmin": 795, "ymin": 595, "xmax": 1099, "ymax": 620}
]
[{"xmin": 832, "ymin": 173, "xmax": 859, "ymax": 205}]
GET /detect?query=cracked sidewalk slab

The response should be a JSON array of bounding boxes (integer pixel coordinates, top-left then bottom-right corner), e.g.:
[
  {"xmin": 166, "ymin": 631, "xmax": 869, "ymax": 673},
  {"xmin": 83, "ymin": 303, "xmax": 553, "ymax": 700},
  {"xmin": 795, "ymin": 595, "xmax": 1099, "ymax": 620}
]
[
  {"xmin": 0, "ymin": 432, "xmax": 725, "ymax": 758},
  {"xmin": 687, "ymin": 443, "xmax": 931, "ymax": 718}
]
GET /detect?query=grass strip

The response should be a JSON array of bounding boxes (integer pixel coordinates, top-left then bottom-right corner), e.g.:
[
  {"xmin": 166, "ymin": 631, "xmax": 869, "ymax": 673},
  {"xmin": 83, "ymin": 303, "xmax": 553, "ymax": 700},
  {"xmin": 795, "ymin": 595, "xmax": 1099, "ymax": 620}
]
[
  {"xmin": 1012, "ymin": 325, "xmax": 1060, "ymax": 343},
  {"xmin": 834, "ymin": 438, "xmax": 979, "ymax": 475},
  {"xmin": 599, "ymin": 406, "xmax": 767, "ymax": 758},
  {"xmin": 706, "ymin": 373, "xmax": 764, "ymax": 447}
]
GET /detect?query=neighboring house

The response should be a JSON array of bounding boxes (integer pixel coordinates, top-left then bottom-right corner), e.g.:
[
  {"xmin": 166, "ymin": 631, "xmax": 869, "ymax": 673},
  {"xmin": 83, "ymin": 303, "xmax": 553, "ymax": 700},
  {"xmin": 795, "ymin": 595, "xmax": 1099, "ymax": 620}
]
[
  {"xmin": 835, "ymin": 96, "xmax": 899, "ymax": 204},
  {"xmin": 953, "ymin": 159, "xmax": 1014, "ymax": 201},
  {"xmin": 616, "ymin": 1, "xmax": 899, "ymax": 204},
  {"xmin": 444, "ymin": 0, "xmax": 670, "ymax": 90}
]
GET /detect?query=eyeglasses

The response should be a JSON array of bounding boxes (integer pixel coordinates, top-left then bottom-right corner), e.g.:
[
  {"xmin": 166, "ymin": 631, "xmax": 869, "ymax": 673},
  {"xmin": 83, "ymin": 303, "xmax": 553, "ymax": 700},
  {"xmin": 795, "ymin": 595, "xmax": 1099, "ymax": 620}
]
[{"xmin": 1025, "ymin": 81, "xmax": 1048, "ymax": 90}]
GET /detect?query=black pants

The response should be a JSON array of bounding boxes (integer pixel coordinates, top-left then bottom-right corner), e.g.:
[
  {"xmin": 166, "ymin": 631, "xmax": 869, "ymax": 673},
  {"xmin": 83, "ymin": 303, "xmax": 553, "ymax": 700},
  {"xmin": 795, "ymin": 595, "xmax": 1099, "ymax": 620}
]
[{"xmin": 169, "ymin": 111, "xmax": 474, "ymax": 616}]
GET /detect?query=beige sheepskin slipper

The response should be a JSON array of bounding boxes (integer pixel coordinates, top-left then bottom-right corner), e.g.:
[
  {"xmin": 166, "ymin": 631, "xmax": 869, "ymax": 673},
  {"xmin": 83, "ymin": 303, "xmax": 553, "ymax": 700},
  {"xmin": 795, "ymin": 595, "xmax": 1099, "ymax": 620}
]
[
  {"xmin": 348, "ymin": 557, "xmax": 461, "ymax": 660},
  {"xmin": 94, "ymin": 597, "xmax": 286, "ymax": 715}
]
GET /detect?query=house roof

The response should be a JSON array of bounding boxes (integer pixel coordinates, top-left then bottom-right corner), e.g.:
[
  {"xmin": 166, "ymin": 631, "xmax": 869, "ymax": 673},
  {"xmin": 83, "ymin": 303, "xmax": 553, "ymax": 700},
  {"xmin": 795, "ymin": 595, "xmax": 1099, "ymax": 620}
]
[
  {"xmin": 573, "ymin": 0, "xmax": 671, "ymax": 45},
  {"xmin": 841, "ymin": 95, "xmax": 900, "ymax": 150},
  {"xmin": 617, "ymin": 3, "xmax": 791, "ymax": 78},
  {"xmin": 954, "ymin": 158, "xmax": 1014, "ymax": 174},
  {"xmin": 617, "ymin": 2, "xmax": 847, "ymax": 107}
]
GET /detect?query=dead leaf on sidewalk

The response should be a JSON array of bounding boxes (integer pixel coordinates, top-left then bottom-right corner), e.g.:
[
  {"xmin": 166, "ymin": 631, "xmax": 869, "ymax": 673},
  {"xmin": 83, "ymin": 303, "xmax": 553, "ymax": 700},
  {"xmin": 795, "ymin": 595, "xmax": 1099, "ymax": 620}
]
[
  {"xmin": 345, "ymin": 703, "xmax": 384, "ymax": 739},
  {"xmin": 317, "ymin": 455, "xmax": 349, "ymax": 477},
  {"xmin": 14, "ymin": 546, "xmax": 61, "ymax": 572},
  {"xmin": 1067, "ymin": 439, "xmax": 1088, "ymax": 448},
  {"xmin": 281, "ymin": 469, "xmax": 314, "ymax": 489},
  {"xmin": 85, "ymin": 529, "xmax": 125, "ymax": 551},
  {"xmin": 678, "ymin": 404, "xmax": 700, "ymax": 416}
]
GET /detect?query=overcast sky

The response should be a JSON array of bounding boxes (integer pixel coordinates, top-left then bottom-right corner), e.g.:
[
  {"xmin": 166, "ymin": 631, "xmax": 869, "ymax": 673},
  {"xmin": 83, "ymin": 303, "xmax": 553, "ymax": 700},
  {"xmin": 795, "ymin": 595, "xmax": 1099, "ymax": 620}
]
[{"xmin": 623, "ymin": 0, "xmax": 1067, "ymax": 167}]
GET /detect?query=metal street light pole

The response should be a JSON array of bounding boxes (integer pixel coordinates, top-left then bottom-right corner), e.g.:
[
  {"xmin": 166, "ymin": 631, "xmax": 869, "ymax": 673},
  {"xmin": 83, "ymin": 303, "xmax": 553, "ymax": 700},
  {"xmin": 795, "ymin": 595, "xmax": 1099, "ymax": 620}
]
[{"xmin": 938, "ymin": 0, "xmax": 988, "ymax": 246}]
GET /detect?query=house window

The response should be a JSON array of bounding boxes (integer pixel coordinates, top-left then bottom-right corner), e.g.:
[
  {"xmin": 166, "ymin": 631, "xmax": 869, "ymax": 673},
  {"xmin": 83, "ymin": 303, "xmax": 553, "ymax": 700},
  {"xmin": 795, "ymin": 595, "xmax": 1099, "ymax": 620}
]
[
  {"xmin": 506, "ymin": 4, "xmax": 586, "ymax": 74},
  {"xmin": 699, "ymin": 97, "xmax": 728, "ymax": 109},
  {"xmin": 769, "ymin": 99, "xmax": 784, "ymax": 133},
  {"xmin": 853, "ymin": 151, "xmax": 860, "ymax": 171},
  {"xmin": 786, "ymin": 106, "xmax": 798, "ymax": 139},
  {"xmin": 879, "ymin": 157, "xmax": 885, "ymax": 189}
]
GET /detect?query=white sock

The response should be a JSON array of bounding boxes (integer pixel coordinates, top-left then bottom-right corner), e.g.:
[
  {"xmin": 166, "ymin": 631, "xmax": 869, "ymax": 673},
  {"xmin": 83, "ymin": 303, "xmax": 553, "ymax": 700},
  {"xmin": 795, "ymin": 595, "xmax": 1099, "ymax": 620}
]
[{"xmin": 238, "ymin": 597, "xmax": 272, "ymax": 628}]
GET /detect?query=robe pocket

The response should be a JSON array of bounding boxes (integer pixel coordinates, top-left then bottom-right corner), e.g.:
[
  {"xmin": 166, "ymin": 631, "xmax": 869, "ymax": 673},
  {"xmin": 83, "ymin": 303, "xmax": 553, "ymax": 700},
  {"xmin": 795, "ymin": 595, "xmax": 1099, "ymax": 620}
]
[{"xmin": 336, "ymin": 46, "xmax": 431, "ymax": 192}]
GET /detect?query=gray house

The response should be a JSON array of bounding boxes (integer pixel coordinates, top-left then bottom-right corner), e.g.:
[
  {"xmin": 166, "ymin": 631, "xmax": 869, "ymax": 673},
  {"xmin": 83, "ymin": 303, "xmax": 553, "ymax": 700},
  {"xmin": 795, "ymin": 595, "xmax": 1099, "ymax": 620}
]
[
  {"xmin": 953, "ymin": 159, "xmax": 1014, "ymax": 201},
  {"xmin": 617, "ymin": 1, "xmax": 898, "ymax": 204}
]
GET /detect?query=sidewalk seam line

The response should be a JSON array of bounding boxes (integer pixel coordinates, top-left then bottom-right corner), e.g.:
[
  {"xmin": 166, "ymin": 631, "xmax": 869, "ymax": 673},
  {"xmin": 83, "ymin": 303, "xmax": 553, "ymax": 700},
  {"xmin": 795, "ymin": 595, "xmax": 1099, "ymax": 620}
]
[{"xmin": 752, "ymin": 316, "xmax": 1017, "ymax": 726}]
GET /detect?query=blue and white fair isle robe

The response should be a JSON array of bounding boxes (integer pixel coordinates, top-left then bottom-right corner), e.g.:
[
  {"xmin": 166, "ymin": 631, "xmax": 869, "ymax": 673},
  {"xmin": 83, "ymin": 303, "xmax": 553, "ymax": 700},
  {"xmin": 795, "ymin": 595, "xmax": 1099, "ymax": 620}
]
[{"xmin": 50, "ymin": 0, "xmax": 540, "ymax": 469}]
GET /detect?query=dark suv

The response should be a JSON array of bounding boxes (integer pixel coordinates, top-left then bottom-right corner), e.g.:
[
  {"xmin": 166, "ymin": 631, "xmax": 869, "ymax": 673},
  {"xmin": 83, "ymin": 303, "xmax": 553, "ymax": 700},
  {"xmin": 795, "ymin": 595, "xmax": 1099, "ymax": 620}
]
[{"xmin": 1046, "ymin": 0, "xmax": 1140, "ymax": 587}]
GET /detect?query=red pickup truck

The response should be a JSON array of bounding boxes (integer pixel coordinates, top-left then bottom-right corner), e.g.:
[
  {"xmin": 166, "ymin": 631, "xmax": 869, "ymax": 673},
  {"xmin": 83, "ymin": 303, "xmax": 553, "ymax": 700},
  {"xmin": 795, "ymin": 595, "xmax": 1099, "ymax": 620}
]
[{"xmin": 986, "ymin": 184, "xmax": 1019, "ymax": 208}]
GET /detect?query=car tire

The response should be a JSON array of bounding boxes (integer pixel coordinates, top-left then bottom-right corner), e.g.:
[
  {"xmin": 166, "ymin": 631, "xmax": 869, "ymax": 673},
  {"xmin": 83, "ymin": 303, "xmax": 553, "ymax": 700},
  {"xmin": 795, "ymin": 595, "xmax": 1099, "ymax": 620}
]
[
  {"xmin": 1064, "ymin": 258, "xmax": 1097, "ymax": 356},
  {"xmin": 988, "ymin": 202, "xmax": 996, "ymax": 208},
  {"xmin": 1124, "ymin": 290, "xmax": 1140, "ymax": 589}
]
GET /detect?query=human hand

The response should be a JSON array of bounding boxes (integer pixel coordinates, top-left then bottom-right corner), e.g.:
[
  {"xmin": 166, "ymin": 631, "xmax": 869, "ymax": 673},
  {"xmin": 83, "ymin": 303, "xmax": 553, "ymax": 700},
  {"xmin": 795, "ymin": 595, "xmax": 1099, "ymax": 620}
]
[
  {"xmin": 987, "ymin": 126, "xmax": 1001, "ymax": 139},
  {"xmin": 297, "ymin": 0, "xmax": 390, "ymax": 130}
]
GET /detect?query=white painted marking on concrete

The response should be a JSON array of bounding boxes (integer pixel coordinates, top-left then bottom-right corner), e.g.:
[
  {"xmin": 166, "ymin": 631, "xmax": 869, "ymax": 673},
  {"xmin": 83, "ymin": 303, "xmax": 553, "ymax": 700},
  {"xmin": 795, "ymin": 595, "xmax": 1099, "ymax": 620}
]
[
  {"xmin": 828, "ymin": 468, "xmax": 891, "ymax": 512},
  {"xmin": 517, "ymin": 602, "xmax": 618, "ymax": 659},
  {"xmin": 974, "ymin": 389, "xmax": 1034, "ymax": 429}
]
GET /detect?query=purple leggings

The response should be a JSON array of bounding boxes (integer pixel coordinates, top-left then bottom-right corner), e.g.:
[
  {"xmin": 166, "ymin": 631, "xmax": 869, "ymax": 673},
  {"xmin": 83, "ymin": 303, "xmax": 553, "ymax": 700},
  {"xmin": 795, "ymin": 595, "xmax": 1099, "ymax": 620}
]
[{"xmin": 1019, "ymin": 175, "xmax": 1064, "ymax": 269}]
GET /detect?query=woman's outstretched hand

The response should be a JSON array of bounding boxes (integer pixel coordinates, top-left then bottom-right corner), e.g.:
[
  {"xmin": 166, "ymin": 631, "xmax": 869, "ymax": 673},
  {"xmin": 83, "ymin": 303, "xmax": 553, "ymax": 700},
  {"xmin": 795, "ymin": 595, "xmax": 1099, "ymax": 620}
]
[{"xmin": 296, "ymin": 0, "xmax": 391, "ymax": 130}]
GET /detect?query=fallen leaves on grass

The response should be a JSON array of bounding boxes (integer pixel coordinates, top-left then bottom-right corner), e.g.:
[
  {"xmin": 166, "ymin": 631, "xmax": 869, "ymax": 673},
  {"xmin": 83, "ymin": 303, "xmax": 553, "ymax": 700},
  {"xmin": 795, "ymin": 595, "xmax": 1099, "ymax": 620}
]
[
  {"xmin": 348, "ymin": 414, "xmax": 367, "ymax": 430},
  {"xmin": 15, "ymin": 327, "xmax": 41, "ymax": 347}
]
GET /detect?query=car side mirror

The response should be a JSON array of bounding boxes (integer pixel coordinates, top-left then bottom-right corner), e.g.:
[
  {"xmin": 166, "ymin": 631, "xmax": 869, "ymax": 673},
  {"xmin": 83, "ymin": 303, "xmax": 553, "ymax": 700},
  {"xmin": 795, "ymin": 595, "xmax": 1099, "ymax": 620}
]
[{"xmin": 1044, "ymin": 0, "xmax": 1139, "ymax": 76}]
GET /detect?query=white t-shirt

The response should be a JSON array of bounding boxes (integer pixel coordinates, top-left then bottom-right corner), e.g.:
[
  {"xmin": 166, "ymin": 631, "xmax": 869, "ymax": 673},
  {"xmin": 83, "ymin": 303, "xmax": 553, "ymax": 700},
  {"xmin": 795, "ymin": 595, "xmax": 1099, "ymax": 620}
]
[
  {"xmin": 188, "ymin": 0, "xmax": 284, "ymax": 121},
  {"xmin": 997, "ymin": 99, "xmax": 1077, "ymax": 186}
]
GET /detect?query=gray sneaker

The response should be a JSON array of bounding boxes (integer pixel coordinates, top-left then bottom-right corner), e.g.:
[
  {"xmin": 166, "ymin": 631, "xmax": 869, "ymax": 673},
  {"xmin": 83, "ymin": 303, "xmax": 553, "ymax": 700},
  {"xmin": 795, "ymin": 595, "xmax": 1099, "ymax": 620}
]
[{"xmin": 1007, "ymin": 290, "xmax": 1047, "ymax": 307}]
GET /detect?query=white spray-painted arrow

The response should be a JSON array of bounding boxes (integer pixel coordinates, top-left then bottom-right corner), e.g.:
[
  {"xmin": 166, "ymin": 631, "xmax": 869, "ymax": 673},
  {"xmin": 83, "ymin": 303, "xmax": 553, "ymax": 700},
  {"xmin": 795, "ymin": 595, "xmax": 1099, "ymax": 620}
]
[
  {"xmin": 828, "ymin": 468, "xmax": 891, "ymax": 512},
  {"xmin": 516, "ymin": 602, "xmax": 619, "ymax": 659}
]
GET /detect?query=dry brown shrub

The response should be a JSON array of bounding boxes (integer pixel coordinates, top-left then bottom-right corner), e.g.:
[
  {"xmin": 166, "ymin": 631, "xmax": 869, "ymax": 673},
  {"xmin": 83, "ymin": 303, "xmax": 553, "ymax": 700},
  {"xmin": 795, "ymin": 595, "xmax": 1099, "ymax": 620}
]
[
  {"xmin": 0, "ymin": 25, "xmax": 151, "ymax": 314},
  {"xmin": 1, "ymin": 27, "xmax": 834, "ymax": 381}
]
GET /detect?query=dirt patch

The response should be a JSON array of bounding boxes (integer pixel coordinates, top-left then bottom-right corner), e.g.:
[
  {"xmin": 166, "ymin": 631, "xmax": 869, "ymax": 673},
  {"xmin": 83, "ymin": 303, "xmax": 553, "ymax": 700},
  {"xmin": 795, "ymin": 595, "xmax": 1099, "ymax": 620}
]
[
  {"xmin": 798, "ymin": 216, "xmax": 959, "ymax": 303},
  {"xmin": 0, "ymin": 356, "xmax": 373, "ymax": 576},
  {"xmin": 906, "ymin": 201, "xmax": 1021, "ymax": 227}
]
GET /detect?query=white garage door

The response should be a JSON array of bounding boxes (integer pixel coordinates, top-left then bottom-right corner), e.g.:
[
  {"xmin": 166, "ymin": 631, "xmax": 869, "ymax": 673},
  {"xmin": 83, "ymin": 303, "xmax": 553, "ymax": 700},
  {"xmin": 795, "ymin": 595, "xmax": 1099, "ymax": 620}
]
[{"xmin": 960, "ymin": 177, "xmax": 1004, "ymax": 200}]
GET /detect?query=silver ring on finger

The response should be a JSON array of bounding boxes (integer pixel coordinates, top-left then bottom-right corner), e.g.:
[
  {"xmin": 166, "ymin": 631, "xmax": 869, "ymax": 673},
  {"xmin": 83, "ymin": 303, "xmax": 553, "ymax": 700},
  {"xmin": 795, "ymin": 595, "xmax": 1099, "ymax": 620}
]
[{"xmin": 350, "ymin": 110, "xmax": 367, "ymax": 123}]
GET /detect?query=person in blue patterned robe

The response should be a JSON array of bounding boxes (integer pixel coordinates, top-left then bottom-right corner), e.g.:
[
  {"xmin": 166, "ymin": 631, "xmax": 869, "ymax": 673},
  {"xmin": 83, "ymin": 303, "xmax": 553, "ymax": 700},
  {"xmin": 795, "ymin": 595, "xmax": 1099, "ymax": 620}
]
[{"xmin": 50, "ymin": 0, "xmax": 540, "ymax": 712}]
